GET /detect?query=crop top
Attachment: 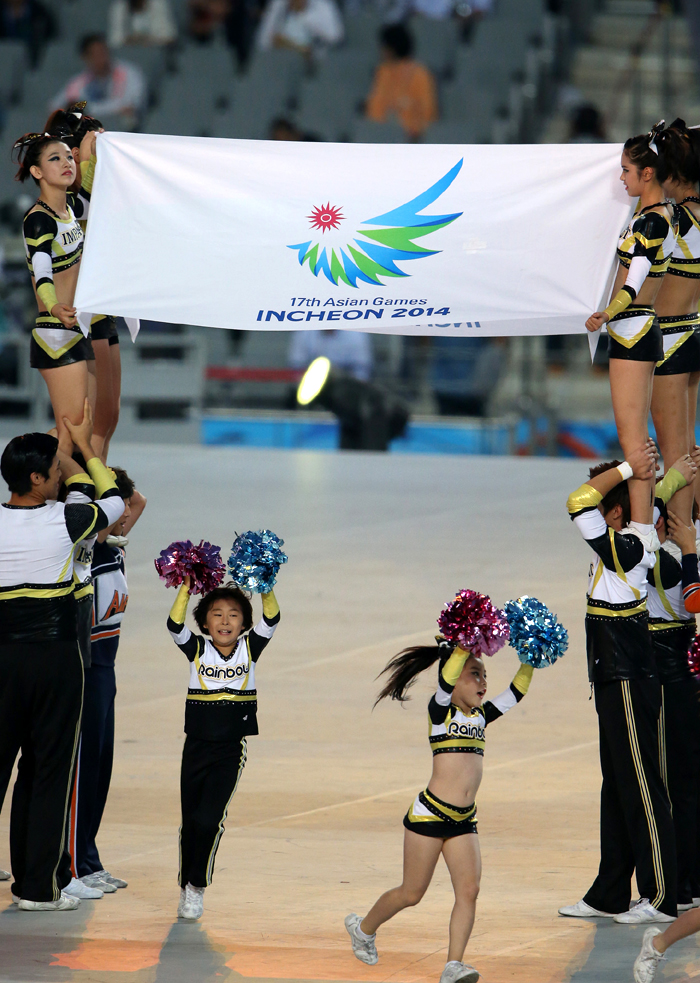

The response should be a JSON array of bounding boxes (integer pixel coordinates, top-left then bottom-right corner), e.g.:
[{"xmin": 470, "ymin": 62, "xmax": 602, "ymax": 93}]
[
  {"xmin": 668, "ymin": 201, "xmax": 700, "ymax": 278},
  {"xmin": 22, "ymin": 154, "xmax": 95, "ymax": 315},
  {"xmin": 167, "ymin": 584, "xmax": 280, "ymax": 742},
  {"xmin": 427, "ymin": 645, "xmax": 533, "ymax": 756},
  {"xmin": 605, "ymin": 208, "xmax": 677, "ymax": 320}
]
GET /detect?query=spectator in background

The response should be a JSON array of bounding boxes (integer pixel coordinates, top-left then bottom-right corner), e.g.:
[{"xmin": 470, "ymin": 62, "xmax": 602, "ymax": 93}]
[
  {"xmin": 430, "ymin": 337, "xmax": 502, "ymax": 416},
  {"xmin": 225, "ymin": 0, "xmax": 263, "ymax": 67},
  {"xmin": 269, "ymin": 116, "xmax": 319, "ymax": 140},
  {"xmin": 365, "ymin": 24, "xmax": 437, "ymax": 141},
  {"xmin": 257, "ymin": 0, "xmax": 343, "ymax": 59},
  {"xmin": 569, "ymin": 103, "xmax": 606, "ymax": 143},
  {"xmin": 187, "ymin": 0, "xmax": 231, "ymax": 43},
  {"xmin": 51, "ymin": 34, "xmax": 147, "ymax": 131},
  {"xmin": 0, "ymin": 0, "xmax": 55, "ymax": 68},
  {"xmin": 289, "ymin": 330, "xmax": 372, "ymax": 382},
  {"xmin": 108, "ymin": 0, "xmax": 177, "ymax": 48}
]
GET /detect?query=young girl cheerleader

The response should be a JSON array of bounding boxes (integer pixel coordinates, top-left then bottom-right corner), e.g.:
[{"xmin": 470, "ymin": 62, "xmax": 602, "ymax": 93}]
[
  {"xmin": 651, "ymin": 120, "xmax": 700, "ymax": 525},
  {"xmin": 166, "ymin": 574, "xmax": 280, "ymax": 920},
  {"xmin": 13, "ymin": 128, "xmax": 97, "ymax": 457},
  {"xmin": 44, "ymin": 104, "xmax": 120, "ymax": 462},
  {"xmin": 345, "ymin": 620, "xmax": 535, "ymax": 983},
  {"xmin": 586, "ymin": 123, "xmax": 677, "ymax": 544}
]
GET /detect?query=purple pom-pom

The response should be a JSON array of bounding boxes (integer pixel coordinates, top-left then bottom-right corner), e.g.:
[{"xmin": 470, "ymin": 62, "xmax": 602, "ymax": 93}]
[
  {"xmin": 688, "ymin": 636, "xmax": 700, "ymax": 678},
  {"xmin": 437, "ymin": 589, "xmax": 510, "ymax": 657},
  {"xmin": 154, "ymin": 539, "xmax": 225, "ymax": 595}
]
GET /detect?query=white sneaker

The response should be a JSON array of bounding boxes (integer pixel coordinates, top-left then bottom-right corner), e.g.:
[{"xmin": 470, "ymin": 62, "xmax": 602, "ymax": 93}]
[
  {"xmin": 558, "ymin": 899, "xmax": 616, "ymax": 918},
  {"xmin": 344, "ymin": 913, "xmax": 378, "ymax": 965},
  {"xmin": 63, "ymin": 877, "xmax": 103, "ymax": 900},
  {"xmin": 0, "ymin": 869, "xmax": 9, "ymax": 880},
  {"xmin": 693, "ymin": 897, "xmax": 700, "ymax": 907},
  {"xmin": 98, "ymin": 869, "xmax": 127, "ymax": 889},
  {"xmin": 678, "ymin": 902, "xmax": 694, "ymax": 911},
  {"xmin": 633, "ymin": 926, "xmax": 664, "ymax": 983},
  {"xmin": 614, "ymin": 899, "xmax": 675, "ymax": 924},
  {"xmin": 81, "ymin": 872, "xmax": 117, "ymax": 894},
  {"xmin": 11, "ymin": 894, "xmax": 19, "ymax": 904},
  {"xmin": 178, "ymin": 883, "xmax": 204, "ymax": 920},
  {"xmin": 439, "ymin": 960, "xmax": 479, "ymax": 983},
  {"xmin": 18, "ymin": 892, "xmax": 80, "ymax": 911}
]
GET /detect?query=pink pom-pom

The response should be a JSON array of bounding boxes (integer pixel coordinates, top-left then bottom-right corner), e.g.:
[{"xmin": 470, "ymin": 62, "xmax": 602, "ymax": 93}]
[
  {"xmin": 688, "ymin": 635, "xmax": 700, "ymax": 678},
  {"xmin": 437, "ymin": 589, "xmax": 510, "ymax": 657},
  {"xmin": 154, "ymin": 539, "xmax": 225, "ymax": 595}
]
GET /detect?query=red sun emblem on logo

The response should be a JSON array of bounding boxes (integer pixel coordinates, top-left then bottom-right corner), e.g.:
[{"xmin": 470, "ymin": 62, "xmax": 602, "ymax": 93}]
[{"xmin": 308, "ymin": 203, "xmax": 344, "ymax": 233}]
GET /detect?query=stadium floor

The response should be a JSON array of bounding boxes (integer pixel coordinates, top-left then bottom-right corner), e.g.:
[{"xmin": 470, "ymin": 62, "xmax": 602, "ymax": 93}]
[{"xmin": 1, "ymin": 445, "xmax": 698, "ymax": 982}]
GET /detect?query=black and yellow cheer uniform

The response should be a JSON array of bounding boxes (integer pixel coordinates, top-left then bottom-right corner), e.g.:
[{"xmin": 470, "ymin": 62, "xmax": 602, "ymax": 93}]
[
  {"xmin": 605, "ymin": 207, "xmax": 676, "ymax": 362},
  {"xmin": 0, "ymin": 457, "xmax": 124, "ymax": 903},
  {"xmin": 568, "ymin": 477, "xmax": 677, "ymax": 917},
  {"xmin": 403, "ymin": 645, "xmax": 533, "ymax": 838},
  {"xmin": 655, "ymin": 199, "xmax": 700, "ymax": 375},
  {"xmin": 23, "ymin": 154, "xmax": 95, "ymax": 369},
  {"xmin": 647, "ymin": 529, "xmax": 700, "ymax": 907},
  {"xmin": 64, "ymin": 474, "xmax": 99, "ymax": 668},
  {"xmin": 167, "ymin": 584, "xmax": 280, "ymax": 888}
]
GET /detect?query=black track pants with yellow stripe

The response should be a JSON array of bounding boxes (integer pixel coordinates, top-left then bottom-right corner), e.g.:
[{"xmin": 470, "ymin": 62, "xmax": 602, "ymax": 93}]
[
  {"xmin": 179, "ymin": 735, "xmax": 247, "ymax": 888},
  {"xmin": 584, "ymin": 677, "xmax": 677, "ymax": 917}
]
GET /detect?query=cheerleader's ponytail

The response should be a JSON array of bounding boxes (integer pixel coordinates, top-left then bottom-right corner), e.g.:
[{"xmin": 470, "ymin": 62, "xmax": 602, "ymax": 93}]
[{"xmin": 374, "ymin": 639, "xmax": 454, "ymax": 706}]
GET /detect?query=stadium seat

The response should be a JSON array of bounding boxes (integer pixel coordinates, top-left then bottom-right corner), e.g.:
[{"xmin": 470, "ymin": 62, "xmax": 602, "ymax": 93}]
[
  {"xmin": 0, "ymin": 40, "xmax": 26, "ymax": 107},
  {"xmin": 423, "ymin": 119, "xmax": 479, "ymax": 144},
  {"xmin": 294, "ymin": 78, "xmax": 360, "ymax": 142},
  {"xmin": 411, "ymin": 17, "xmax": 458, "ymax": 78},
  {"xmin": 351, "ymin": 118, "xmax": 406, "ymax": 143}
]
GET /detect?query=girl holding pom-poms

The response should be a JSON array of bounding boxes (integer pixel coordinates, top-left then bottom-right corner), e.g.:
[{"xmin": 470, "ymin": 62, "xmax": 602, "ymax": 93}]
[
  {"xmin": 345, "ymin": 589, "xmax": 561, "ymax": 983},
  {"xmin": 156, "ymin": 535, "xmax": 284, "ymax": 922}
]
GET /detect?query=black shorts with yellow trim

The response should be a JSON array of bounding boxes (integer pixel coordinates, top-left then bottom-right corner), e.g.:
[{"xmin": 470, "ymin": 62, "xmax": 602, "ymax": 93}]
[
  {"xmin": 30, "ymin": 312, "xmax": 94, "ymax": 369},
  {"xmin": 403, "ymin": 788, "xmax": 478, "ymax": 838},
  {"xmin": 607, "ymin": 306, "xmax": 663, "ymax": 362},
  {"xmin": 654, "ymin": 313, "xmax": 700, "ymax": 375},
  {"xmin": 90, "ymin": 314, "xmax": 119, "ymax": 345},
  {"xmin": 585, "ymin": 602, "xmax": 656, "ymax": 683},
  {"xmin": 648, "ymin": 617, "xmax": 697, "ymax": 685}
]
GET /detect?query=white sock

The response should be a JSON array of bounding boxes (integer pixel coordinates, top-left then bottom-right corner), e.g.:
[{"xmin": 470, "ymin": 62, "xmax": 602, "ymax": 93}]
[
  {"xmin": 356, "ymin": 921, "xmax": 374, "ymax": 940},
  {"xmin": 629, "ymin": 521, "xmax": 653, "ymax": 533}
]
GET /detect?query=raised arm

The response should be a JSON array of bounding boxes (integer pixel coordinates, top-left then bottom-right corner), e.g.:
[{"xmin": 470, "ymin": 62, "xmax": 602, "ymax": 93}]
[
  {"xmin": 166, "ymin": 580, "xmax": 200, "ymax": 661},
  {"xmin": 428, "ymin": 646, "xmax": 470, "ymax": 725},
  {"xmin": 73, "ymin": 132, "xmax": 96, "ymax": 220},
  {"xmin": 247, "ymin": 588, "xmax": 281, "ymax": 663},
  {"xmin": 667, "ymin": 510, "xmax": 700, "ymax": 613},
  {"xmin": 482, "ymin": 663, "xmax": 533, "ymax": 725}
]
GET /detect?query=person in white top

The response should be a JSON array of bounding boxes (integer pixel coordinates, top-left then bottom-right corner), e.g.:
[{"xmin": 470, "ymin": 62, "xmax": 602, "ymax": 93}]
[
  {"xmin": 257, "ymin": 0, "xmax": 343, "ymax": 57},
  {"xmin": 108, "ymin": 0, "xmax": 177, "ymax": 48},
  {"xmin": 50, "ymin": 34, "xmax": 147, "ymax": 130}
]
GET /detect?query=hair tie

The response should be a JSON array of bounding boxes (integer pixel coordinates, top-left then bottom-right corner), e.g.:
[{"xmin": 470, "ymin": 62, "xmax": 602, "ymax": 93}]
[
  {"xmin": 647, "ymin": 119, "xmax": 665, "ymax": 155},
  {"xmin": 12, "ymin": 132, "xmax": 51, "ymax": 151}
]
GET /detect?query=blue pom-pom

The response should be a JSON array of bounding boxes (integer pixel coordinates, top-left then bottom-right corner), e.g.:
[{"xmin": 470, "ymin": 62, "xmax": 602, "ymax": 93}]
[
  {"xmin": 227, "ymin": 530, "xmax": 288, "ymax": 594},
  {"xmin": 504, "ymin": 596, "xmax": 568, "ymax": 668}
]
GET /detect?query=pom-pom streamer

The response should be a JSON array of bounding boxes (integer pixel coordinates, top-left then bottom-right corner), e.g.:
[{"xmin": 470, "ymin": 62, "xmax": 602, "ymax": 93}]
[
  {"xmin": 154, "ymin": 540, "xmax": 225, "ymax": 595},
  {"xmin": 504, "ymin": 596, "xmax": 568, "ymax": 668},
  {"xmin": 688, "ymin": 635, "xmax": 700, "ymax": 678},
  {"xmin": 228, "ymin": 530, "xmax": 288, "ymax": 593},
  {"xmin": 437, "ymin": 589, "xmax": 510, "ymax": 657}
]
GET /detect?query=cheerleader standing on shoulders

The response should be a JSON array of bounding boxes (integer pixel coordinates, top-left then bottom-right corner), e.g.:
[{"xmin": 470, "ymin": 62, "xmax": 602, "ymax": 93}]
[
  {"xmin": 44, "ymin": 104, "xmax": 120, "ymax": 462},
  {"xmin": 166, "ymin": 574, "xmax": 280, "ymax": 920},
  {"xmin": 586, "ymin": 123, "xmax": 676, "ymax": 545},
  {"xmin": 13, "ymin": 129, "xmax": 97, "ymax": 457},
  {"xmin": 651, "ymin": 120, "xmax": 700, "ymax": 524},
  {"xmin": 345, "ymin": 634, "xmax": 534, "ymax": 983}
]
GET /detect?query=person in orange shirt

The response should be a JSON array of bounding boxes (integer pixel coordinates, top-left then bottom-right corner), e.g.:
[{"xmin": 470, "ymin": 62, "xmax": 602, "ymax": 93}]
[{"xmin": 365, "ymin": 24, "xmax": 437, "ymax": 141}]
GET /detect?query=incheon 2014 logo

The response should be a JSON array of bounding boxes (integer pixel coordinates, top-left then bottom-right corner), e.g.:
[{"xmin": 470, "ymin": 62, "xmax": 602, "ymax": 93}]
[{"xmin": 287, "ymin": 159, "xmax": 463, "ymax": 287}]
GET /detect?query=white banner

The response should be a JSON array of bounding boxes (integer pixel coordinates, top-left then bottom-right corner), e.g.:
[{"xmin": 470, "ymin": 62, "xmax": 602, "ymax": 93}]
[{"xmin": 75, "ymin": 133, "xmax": 631, "ymax": 337}]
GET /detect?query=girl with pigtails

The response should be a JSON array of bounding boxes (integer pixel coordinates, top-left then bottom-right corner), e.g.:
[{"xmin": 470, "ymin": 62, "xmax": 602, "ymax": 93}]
[
  {"xmin": 650, "ymin": 119, "xmax": 700, "ymax": 526},
  {"xmin": 345, "ymin": 591, "xmax": 563, "ymax": 983},
  {"xmin": 12, "ymin": 126, "xmax": 97, "ymax": 457},
  {"xmin": 586, "ymin": 122, "xmax": 677, "ymax": 549}
]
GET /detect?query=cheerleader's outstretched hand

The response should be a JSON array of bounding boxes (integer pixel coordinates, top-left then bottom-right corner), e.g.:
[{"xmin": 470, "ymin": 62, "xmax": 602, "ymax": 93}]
[
  {"xmin": 667, "ymin": 510, "xmax": 697, "ymax": 555},
  {"xmin": 586, "ymin": 311, "xmax": 609, "ymax": 332},
  {"xmin": 670, "ymin": 453, "xmax": 698, "ymax": 487},
  {"xmin": 628, "ymin": 438, "xmax": 658, "ymax": 480}
]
